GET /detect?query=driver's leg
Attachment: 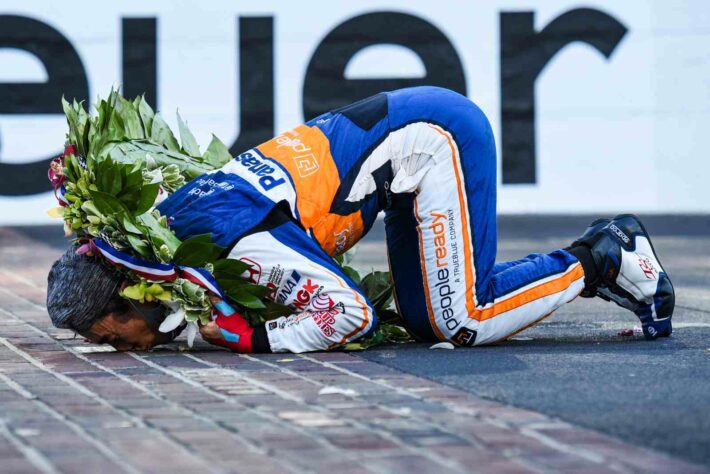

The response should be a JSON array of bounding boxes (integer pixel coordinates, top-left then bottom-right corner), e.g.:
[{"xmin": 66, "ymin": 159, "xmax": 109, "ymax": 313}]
[{"xmin": 384, "ymin": 98, "xmax": 587, "ymax": 346}]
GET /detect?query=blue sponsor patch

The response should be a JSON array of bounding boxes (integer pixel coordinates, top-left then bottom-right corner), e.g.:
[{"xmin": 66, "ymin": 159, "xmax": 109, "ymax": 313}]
[
  {"xmin": 215, "ymin": 300, "xmax": 235, "ymax": 316},
  {"xmin": 220, "ymin": 328, "xmax": 241, "ymax": 343},
  {"xmin": 234, "ymin": 150, "xmax": 286, "ymax": 191},
  {"xmin": 276, "ymin": 270, "xmax": 302, "ymax": 304}
]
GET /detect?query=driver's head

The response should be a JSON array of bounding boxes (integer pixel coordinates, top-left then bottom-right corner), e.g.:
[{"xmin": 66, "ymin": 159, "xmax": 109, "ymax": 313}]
[{"xmin": 46, "ymin": 246, "xmax": 179, "ymax": 351}]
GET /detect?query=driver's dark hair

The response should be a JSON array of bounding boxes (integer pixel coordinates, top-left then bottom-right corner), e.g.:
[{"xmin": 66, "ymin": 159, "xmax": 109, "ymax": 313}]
[
  {"xmin": 47, "ymin": 246, "xmax": 128, "ymax": 333},
  {"xmin": 101, "ymin": 290, "xmax": 130, "ymax": 319}
]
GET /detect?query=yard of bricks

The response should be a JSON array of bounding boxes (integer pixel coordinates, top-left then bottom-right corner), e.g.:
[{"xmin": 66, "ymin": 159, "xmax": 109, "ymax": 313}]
[{"xmin": 0, "ymin": 227, "xmax": 706, "ymax": 474}]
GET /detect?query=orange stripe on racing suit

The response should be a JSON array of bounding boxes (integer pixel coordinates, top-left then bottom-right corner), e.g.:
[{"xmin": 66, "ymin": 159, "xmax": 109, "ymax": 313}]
[
  {"xmin": 413, "ymin": 196, "xmax": 447, "ymax": 341},
  {"xmin": 427, "ymin": 124, "xmax": 477, "ymax": 315},
  {"xmin": 474, "ymin": 263, "xmax": 584, "ymax": 321},
  {"xmin": 257, "ymin": 125, "xmax": 364, "ymax": 256}
]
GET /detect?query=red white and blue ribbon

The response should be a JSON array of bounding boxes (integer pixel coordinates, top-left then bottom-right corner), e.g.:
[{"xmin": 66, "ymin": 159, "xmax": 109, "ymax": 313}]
[
  {"xmin": 91, "ymin": 238, "xmax": 225, "ymax": 299},
  {"xmin": 48, "ymin": 159, "xmax": 69, "ymax": 207},
  {"xmin": 48, "ymin": 145, "xmax": 77, "ymax": 208},
  {"xmin": 55, "ymin": 185, "xmax": 70, "ymax": 207},
  {"xmin": 50, "ymin": 144, "xmax": 227, "ymax": 303},
  {"xmin": 179, "ymin": 266, "xmax": 224, "ymax": 297}
]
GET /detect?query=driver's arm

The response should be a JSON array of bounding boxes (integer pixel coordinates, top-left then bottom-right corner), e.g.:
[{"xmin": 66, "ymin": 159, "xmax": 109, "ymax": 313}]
[{"xmin": 202, "ymin": 211, "xmax": 377, "ymax": 354}]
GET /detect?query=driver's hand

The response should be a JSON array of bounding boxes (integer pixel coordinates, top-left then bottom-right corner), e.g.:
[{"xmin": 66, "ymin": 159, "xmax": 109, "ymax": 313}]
[
  {"xmin": 198, "ymin": 320, "xmax": 224, "ymax": 341},
  {"xmin": 200, "ymin": 297, "xmax": 254, "ymax": 353}
]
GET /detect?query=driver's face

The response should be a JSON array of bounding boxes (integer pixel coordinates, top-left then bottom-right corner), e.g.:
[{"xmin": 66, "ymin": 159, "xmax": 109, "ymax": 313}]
[{"xmin": 81, "ymin": 304, "xmax": 176, "ymax": 351}]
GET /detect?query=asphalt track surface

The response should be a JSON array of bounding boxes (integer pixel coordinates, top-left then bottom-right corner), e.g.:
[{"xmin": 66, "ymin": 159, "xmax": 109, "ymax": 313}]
[
  {"xmin": 352, "ymin": 215, "xmax": 710, "ymax": 467},
  {"xmin": 20, "ymin": 214, "xmax": 710, "ymax": 468}
]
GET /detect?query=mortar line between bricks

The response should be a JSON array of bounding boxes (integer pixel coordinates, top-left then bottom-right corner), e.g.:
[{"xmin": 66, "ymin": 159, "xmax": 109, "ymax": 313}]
[
  {"xmin": 517, "ymin": 423, "xmax": 621, "ymax": 469},
  {"xmin": 2, "ymin": 258, "xmax": 703, "ymax": 473},
  {"xmin": 295, "ymin": 355, "xmax": 487, "ymax": 435},
  {"xmin": 310, "ymin": 357, "xmax": 707, "ymax": 473},
  {"xmin": 182, "ymin": 353, "xmax": 440, "ymax": 474},
  {"xmin": 233, "ymin": 353, "xmax": 499, "ymax": 471},
  {"xmin": 58, "ymin": 351, "xmax": 270, "ymax": 459},
  {"xmin": 300, "ymin": 355, "xmax": 423, "ymax": 399},
  {"xmin": 234, "ymin": 354, "xmax": 508, "ymax": 468},
  {"xmin": 0, "ymin": 286, "xmax": 301, "ymax": 473},
  {"xmin": 235, "ymin": 355, "xmax": 475, "ymax": 473},
  {"xmin": 0, "ymin": 350, "xmax": 140, "ymax": 474},
  {"xmin": 0, "ymin": 366, "xmax": 36, "ymax": 400},
  {"xmin": 0, "ymin": 273, "xmax": 591, "ymax": 472},
  {"xmin": 148, "ymin": 351, "xmax": 425, "ymax": 473},
  {"xmin": 127, "ymin": 352, "xmax": 324, "ymax": 474},
  {"xmin": 273, "ymin": 354, "xmax": 704, "ymax": 474},
  {"xmin": 49, "ymin": 339, "xmax": 270, "ymax": 457},
  {"xmin": 186, "ymin": 354, "xmax": 303, "ymax": 403},
  {"xmin": 0, "ymin": 308, "xmax": 228, "ymax": 472},
  {"xmin": 0, "ymin": 308, "xmax": 278, "ymax": 472},
  {"xmin": 3, "ymin": 312, "xmax": 272, "ymax": 457},
  {"xmin": 0, "ymin": 336, "xmax": 103, "ymax": 400},
  {"xmin": 0, "ymin": 419, "xmax": 58, "ymax": 474},
  {"xmin": 299, "ymin": 354, "xmax": 631, "ymax": 473},
  {"xmin": 473, "ymin": 417, "xmax": 628, "ymax": 474},
  {"xmin": 184, "ymin": 352, "xmax": 468, "ymax": 473}
]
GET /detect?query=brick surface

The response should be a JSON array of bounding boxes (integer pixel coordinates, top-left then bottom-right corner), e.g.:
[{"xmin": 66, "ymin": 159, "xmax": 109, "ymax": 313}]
[{"xmin": 0, "ymin": 228, "xmax": 707, "ymax": 474}]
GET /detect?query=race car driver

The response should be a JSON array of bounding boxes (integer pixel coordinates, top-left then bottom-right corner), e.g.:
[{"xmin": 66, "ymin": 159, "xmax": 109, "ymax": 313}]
[{"xmin": 47, "ymin": 86, "xmax": 675, "ymax": 353}]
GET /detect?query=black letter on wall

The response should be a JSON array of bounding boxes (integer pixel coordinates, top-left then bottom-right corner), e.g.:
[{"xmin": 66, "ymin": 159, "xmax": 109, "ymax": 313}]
[
  {"xmin": 500, "ymin": 9, "xmax": 627, "ymax": 184},
  {"xmin": 0, "ymin": 15, "xmax": 88, "ymax": 195},
  {"xmin": 122, "ymin": 18, "xmax": 158, "ymax": 107},
  {"xmin": 303, "ymin": 12, "xmax": 466, "ymax": 120},
  {"xmin": 230, "ymin": 16, "xmax": 275, "ymax": 155}
]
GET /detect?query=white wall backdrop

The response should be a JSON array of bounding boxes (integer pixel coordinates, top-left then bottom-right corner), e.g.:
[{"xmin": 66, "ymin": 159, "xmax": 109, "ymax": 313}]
[{"xmin": 0, "ymin": 0, "xmax": 708, "ymax": 224}]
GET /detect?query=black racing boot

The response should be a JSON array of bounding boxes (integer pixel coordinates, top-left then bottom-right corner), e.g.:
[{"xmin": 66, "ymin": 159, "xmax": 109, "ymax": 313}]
[
  {"xmin": 569, "ymin": 215, "xmax": 674, "ymax": 340},
  {"xmin": 570, "ymin": 218, "xmax": 610, "ymax": 297}
]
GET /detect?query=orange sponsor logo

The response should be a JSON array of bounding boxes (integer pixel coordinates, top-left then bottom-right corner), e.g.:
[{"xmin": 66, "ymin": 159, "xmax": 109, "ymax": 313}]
[
  {"xmin": 430, "ymin": 211, "xmax": 448, "ymax": 267},
  {"xmin": 294, "ymin": 153, "xmax": 319, "ymax": 177},
  {"xmin": 275, "ymin": 134, "xmax": 320, "ymax": 178},
  {"xmin": 258, "ymin": 126, "xmax": 363, "ymax": 256}
]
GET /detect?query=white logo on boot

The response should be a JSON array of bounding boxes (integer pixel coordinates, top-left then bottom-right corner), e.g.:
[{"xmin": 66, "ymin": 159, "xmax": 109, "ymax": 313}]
[{"xmin": 609, "ymin": 224, "xmax": 630, "ymax": 244}]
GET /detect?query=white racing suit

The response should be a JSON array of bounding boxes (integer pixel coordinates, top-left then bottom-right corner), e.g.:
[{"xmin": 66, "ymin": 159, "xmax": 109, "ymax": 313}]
[{"xmin": 158, "ymin": 87, "xmax": 585, "ymax": 353}]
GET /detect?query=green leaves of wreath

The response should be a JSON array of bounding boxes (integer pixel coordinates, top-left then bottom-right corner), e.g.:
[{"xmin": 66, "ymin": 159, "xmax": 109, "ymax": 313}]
[{"xmin": 54, "ymin": 90, "xmax": 411, "ymax": 349}]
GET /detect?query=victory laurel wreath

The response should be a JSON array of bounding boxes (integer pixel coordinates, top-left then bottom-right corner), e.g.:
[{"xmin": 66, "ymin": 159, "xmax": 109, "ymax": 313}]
[{"xmin": 48, "ymin": 90, "xmax": 411, "ymax": 349}]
